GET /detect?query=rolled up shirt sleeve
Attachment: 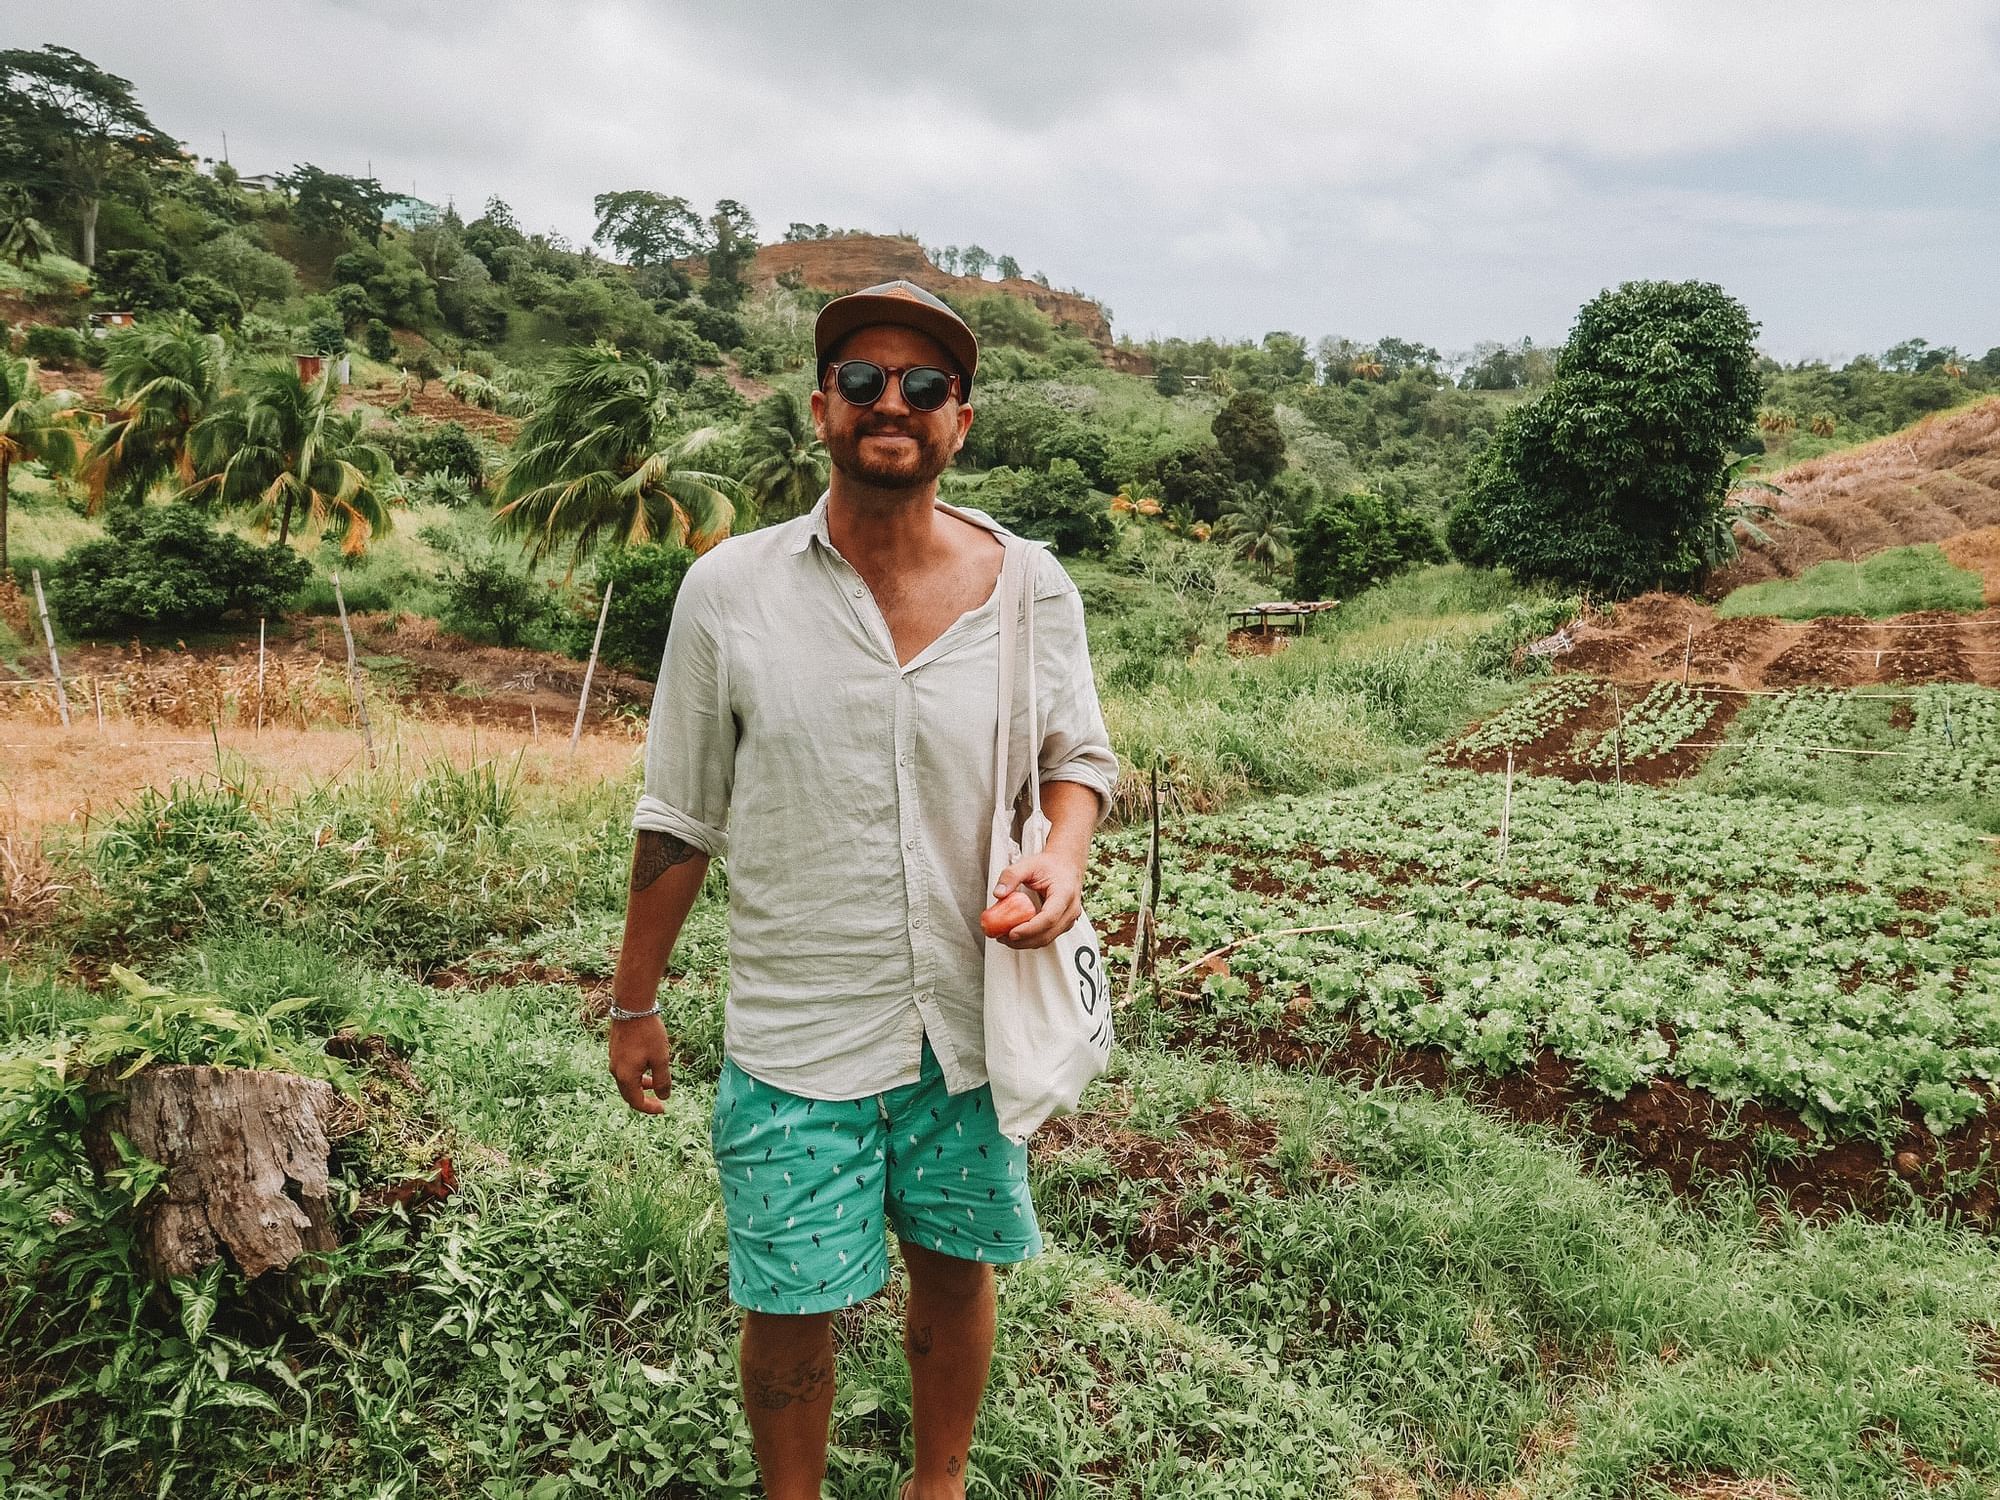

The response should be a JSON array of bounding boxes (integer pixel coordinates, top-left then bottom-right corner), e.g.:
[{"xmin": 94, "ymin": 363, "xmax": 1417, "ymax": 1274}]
[
  {"xmin": 1031, "ymin": 553, "xmax": 1120, "ymax": 825},
  {"xmin": 632, "ymin": 560, "xmax": 734, "ymax": 857}
]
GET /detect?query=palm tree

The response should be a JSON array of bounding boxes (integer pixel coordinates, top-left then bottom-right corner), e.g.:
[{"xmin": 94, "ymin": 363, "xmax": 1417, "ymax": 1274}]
[
  {"xmin": 184, "ymin": 362, "xmax": 394, "ymax": 555},
  {"xmin": 739, "ymin": 389, "xmax": 826, "ymax": 527},
  {"xmin": 1215, "ymin": 488, "xmax": 1294, "ymax": 581},
  {"xmin": 0, "ymin": 351, "xmax": 83, "ymax": 574},
  {"xmin": 83, "ymin": 314, "xmax": 226, "ymax": 507},
  {"xmin": 494, "ymin": 344, "xmax": 739, "ymax": 569},
  {"xmin": 0, "ymin": 187, "xmax": 56, "ymax": 268}
]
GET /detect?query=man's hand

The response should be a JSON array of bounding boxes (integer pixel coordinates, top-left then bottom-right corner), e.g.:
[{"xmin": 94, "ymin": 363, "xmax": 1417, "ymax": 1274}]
[
  {"xmin": 988, "ymin": 848, "xmax": 1086, "ymax": 950},
  {"xmin": 609, "ymin": 1012, "xmax": 674, "ymax": 1114}
]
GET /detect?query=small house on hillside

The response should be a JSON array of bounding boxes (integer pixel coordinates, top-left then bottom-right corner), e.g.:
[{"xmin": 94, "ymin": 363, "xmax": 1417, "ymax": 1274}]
[
  {"xmin": 89, "ymin": 310, "xmax": 136, "ymax": 338},
  {"xmin": 237, "ymin": 172, "xmax": 285, "ymax": 195}
]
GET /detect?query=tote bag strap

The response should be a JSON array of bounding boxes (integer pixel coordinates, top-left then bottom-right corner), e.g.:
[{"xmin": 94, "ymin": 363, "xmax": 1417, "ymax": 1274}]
[
  {"xmin": 989, "ymin": 538, "xmax": 1026, "ymax": 819},
  {"xmin": 1019, "ymin": 542, "xmax": 1045, "ymax": 824}
]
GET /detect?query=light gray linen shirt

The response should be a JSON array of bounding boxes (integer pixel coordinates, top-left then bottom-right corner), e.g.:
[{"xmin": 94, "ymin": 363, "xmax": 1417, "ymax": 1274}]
[{"xmin": 632, "ymin": 492, "xmax": 1120, "ymax": 1101}]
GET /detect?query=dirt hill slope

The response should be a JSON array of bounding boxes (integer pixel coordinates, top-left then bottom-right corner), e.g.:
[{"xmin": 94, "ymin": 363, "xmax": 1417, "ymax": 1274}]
[
  {"xmin": 747, "ymin": 234, "xmax": 1143, "ymax": 369},
  {"xmin": 1710, "ymin": 397, "xmax": 2000, "ymax": 594}
]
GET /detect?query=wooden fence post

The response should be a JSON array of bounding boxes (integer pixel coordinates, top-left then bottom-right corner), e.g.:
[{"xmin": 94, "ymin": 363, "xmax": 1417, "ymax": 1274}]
[
  {"xmin": 30, "ymin": 569, "xmax": 71, "ymax": 729},
  {"xmin": 1682, "ymin": 624, "xmax": 1693, "ymax": 687},
  {"xmin": 1611, "ymin": 683, "xmax": 1624, "ymax": 792},
  {"xmin": 1499, "ymin": 749, "xmax": 1514, "ymax": 869},
  {"xmin": 331, "ymin": 574, "xmax": 375, "ymax": 768},
  {"xmin": 571, "ymin": 578, "xmax": 614, "ymax": 751},
  {"xmin": 255, "ymin": 616, "xmax": 267, "ymax": 736}
]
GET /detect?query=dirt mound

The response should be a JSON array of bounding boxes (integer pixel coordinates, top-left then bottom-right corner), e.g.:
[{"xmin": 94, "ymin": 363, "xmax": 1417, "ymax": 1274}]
[
  {"xmin": 345, "ymin": 382, "xmax": 520, "ymax": 442},
  {"xmin": 1554, "ymin": 594, "xmax": 2000, "ymax": 691},
  {"xmin": 744, "ymin": 234, "xmax": 1137, "ymax": 368},
  {"xmin": 1942, "ymin": 525, "xmax": 2000, "ymax": 603},
  {"xmin": 1709, "ymin": 397, "xmax": 2000, "ymax": 595}
]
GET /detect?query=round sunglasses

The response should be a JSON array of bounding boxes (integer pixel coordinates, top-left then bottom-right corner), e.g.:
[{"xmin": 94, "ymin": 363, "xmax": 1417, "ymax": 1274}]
[{"xmin": 827, "ymin": 359, "xmax": 962, "ymax": 412}]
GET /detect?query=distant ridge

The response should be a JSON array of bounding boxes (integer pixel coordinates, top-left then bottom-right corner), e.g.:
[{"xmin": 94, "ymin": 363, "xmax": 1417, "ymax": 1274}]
[{"xmin": 744, "ymin": 234, "xmax": 1144, "ymax": 371}]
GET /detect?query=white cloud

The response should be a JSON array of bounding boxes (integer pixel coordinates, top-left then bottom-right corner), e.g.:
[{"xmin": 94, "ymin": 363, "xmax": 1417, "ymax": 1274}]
[{"xmin": 6, "ymin": 0, "xmax": 1997, "ymax": 357}]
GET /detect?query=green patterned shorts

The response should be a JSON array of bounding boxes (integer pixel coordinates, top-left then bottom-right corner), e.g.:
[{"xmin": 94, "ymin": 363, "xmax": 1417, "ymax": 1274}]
[{"xmin": 710, "ymin": 1037, "xmax": 1042, "ymax": 1315}]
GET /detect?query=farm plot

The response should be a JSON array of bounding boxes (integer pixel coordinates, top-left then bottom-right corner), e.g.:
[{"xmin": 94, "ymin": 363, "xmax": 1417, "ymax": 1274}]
[
  {"xmin": 1442, "ymin": 677, "xmax": 1737, "ymax": 782},
  {"xmin": 1697, "ymin": 684, "xmax": 2000, "ymax": 820},
  {"xmin": 1563, "ymin": 681, "xmax": 1722, "ymax": 776},
  {"xmin": 1097, "ymin": 769, "xmax": 2000, "ymax": 1216},
  {"xmin": 1440, "ymin": 676, "xmax": 1602, "ymax": 770}
]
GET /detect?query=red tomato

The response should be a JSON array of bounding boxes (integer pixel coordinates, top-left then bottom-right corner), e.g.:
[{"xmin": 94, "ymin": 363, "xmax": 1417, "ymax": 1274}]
[{"xmin": 980, "ymin": 889, "xmax": 1039, "ymax": 938}]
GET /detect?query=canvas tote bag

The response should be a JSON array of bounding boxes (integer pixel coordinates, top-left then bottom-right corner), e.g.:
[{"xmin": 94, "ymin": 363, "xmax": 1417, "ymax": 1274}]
[{"xmin": 982, "ymin": 537, "xmax": 1113, "ymax": 1142}]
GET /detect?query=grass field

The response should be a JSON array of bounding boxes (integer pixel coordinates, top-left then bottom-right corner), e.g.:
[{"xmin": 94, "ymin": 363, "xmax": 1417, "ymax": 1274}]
[
  {"xmin": 1717, "ymin": 543, "xmax": 1987, "ymax": 621},
  {"xmin": 5, "ymin": 566, "xmax": 2000, "ymax": 1499}
]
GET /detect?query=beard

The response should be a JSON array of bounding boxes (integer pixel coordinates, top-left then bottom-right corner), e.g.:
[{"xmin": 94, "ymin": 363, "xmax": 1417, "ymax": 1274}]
[{"xmin": 824, "ymin": 415, "xmax": 958, "ymax": 490}]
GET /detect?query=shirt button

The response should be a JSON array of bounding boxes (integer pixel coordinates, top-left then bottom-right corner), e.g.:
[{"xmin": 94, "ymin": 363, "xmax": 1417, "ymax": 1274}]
[
  {"xmin": 905, "ymin": 836, "xmax": 917, "ymax": 849},
  {"xmin": 852, "ymin": 585, "xmax": 865, "ymax": 598}
]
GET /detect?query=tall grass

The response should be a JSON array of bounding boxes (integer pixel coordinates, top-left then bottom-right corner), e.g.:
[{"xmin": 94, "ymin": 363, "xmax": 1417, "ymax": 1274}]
[{"xmin": 1095, "ymin": 564, "xmax": 1568, "ymax": 815}]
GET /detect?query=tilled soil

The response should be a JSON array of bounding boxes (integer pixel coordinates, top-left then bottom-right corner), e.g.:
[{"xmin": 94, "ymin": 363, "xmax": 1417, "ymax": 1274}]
[{"xmin": 1555, "ymin": 595, "xmax": 2000, "ymax": 691}]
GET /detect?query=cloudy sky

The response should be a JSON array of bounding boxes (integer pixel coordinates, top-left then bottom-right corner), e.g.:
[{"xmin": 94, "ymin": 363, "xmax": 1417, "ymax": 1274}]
[{"xmin": 11, "ymin": 1, "xmax": 2000, "ymax": 361}]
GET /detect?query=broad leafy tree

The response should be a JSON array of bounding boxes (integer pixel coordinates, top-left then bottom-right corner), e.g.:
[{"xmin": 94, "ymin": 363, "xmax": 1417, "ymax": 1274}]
[
  {"xmin": 84, "ymin": 314, "xmax": 226, "ymax": 506},
  {"xmin": 703, "ymin": 199, "xmax": 758, "ymax": 309},
  {"xmin": 1294, "ymin": 489, "xmax": 1444, "ymax": 600},
  {"xmin": 0, "ymin": 44, "xmax": 177, "ymax": 267},
  {"xmin": 1447, "ymin": 279, "xmax": 1761, "ymax": 594},
  {"xmin": 740, "ymin": 390, "xmax": 827, "ymax": 526},
  {"xmin": 1156, "ymin": 443, "xmax": 1239, "ymax": 524},
  {"xmin": 1211, "ymin": 389, "xmax": 1286, "ymax": 485},
  {"xmin": 494, "ymin": 344, "xmax": 738, "ymax": 570},
  {"xmin": 592, "ymin": 190, "xmax": 705, "ymax": 267},
  {"xmin": 0, "ymin": 350, "xmax": 83, "ymax": 572},
  {"xmin": 185, "ymin": 363, "xmax": 394, "ymax": 554},
  {"xmin": 280, "ymin": 164, "xmax": 393, "ymax": 245}
]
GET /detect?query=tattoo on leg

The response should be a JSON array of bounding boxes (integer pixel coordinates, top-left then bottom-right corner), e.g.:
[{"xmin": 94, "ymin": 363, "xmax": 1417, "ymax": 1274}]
[
  {"xmin": 908, "ymin": 1323, "xmax": 934, "ymax": 1357},
  {"xmin": 742, "ymin": 1353, "xmax": 833, "ymax": 1411},
  {"xmin": 632, "ymin": 829, "xmax": 700, "ymax": 892},
  {"xmin": 947, "ymin": 1455, "xmax": 962, "ymax": 1477}
]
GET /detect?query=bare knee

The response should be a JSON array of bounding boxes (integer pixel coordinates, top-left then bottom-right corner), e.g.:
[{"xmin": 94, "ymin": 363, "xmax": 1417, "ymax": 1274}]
[{"xmin": 901, "ymin": 1240, "xmax": 994, "ymax": 1302}]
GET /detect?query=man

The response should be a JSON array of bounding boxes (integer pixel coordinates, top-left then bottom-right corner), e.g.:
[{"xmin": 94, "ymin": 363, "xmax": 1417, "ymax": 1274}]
[{"xmin": 607, "ymin": 280, "xmax": 1118, "ymax": 1500}]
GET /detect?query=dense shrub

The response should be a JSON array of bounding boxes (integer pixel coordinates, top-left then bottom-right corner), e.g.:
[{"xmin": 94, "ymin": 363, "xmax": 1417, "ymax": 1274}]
[
  {"xmin": 440, "ymin": 550, "xmax": 554, "ymax": 647},
  {"xmin": 1294, "ymin": 489, "xmax": 1444, "ymax": 601},
  {"xmin": 981, "ymin": 459, "xmax": 1115, "ymax": 557},
  {"xmin": 570, "ymin": 542, "xmax": 696, "ymax": 673},
  {"xmin": 363, "ymin": 318, "xmax": 395, "ymax": 361},
  {"xmin": 414, "ymin": 421, "xmax": 484, "ymax": 487},
  {"xmin": 46, "ymin": 506, "xmax": 313, "ymax": 636},
  {"xmin": 1448, "ymin": 280, "xmax": 1761, "ymax": 595},
  {"xmin": 20, "ymin": 323, "xmax": 89, "ymax": 367}
]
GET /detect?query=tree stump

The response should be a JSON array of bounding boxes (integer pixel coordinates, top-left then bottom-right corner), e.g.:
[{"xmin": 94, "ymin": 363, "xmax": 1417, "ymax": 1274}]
[{"xmin": 83, "ymin": 1065, "xmax": 342, "ymax": 1280}]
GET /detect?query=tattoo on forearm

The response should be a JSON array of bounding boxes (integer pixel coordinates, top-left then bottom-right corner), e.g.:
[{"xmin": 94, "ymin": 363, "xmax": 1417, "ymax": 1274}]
[
  {"xmin": 908, "ymin": 1323, "xmax": 934, "ymax": 1357},
  {"xmin": 632, "ymin": 830, "xmax": 700, "ymax": 892},
  {"xmin": 743, "ymin": 1354, "xmax": 833, "ymax": 1411}
]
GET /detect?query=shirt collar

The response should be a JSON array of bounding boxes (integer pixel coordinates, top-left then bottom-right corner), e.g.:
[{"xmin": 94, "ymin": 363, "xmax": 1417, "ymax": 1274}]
[{"xmin": 786, "ymin": 490, "xmax": 1013, "ymax": 555}]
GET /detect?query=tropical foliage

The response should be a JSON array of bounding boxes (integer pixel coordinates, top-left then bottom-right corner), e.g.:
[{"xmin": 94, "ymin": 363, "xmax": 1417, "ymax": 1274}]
[
  {"xmin": 738, "ymin": 388, "xmax": 825, "ymax": 526},
  {"xmin": 184, "ymin": 362, "xmax": 393, "ymax": 554},
  {"xmin": 494, "ymin": 345, "xmax": 738, "ymax": 570},
  {"xmin": 83, "ymin": 314, "xmax": 225, "ymax": 507},
  {"xmin": 0, "ymin": 348, "xmax": 82, "ymax": 572}
]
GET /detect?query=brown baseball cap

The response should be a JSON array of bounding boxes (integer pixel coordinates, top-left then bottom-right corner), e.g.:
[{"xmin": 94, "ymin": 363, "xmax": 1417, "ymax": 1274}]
[{"xmin": 814, "ymin": 279, "xmax": 979, "ymax": 397}]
